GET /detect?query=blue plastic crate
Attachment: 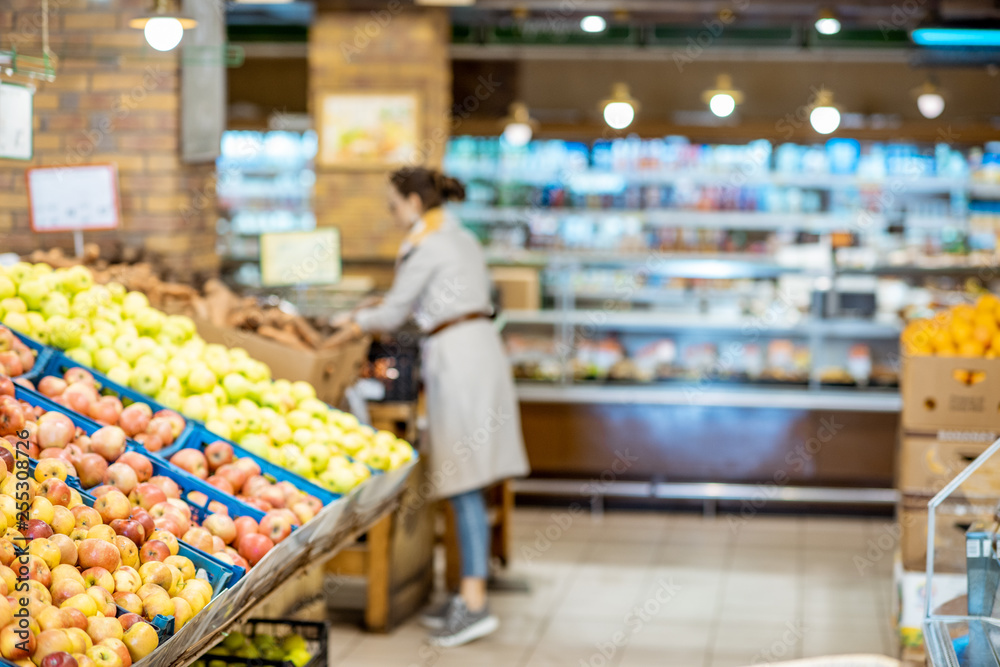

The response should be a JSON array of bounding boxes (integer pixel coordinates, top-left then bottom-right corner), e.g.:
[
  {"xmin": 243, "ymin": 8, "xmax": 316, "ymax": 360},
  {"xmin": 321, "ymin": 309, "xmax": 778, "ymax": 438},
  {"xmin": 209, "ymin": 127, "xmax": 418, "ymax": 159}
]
[
  {"xmin": 8, "ymin": 329, "xmax": 52, "ymax": 384},
  {"xmin": 40, "ymin": 351, "xmax": 196, "ymax": 451},
  {"xmin": 160, "ymin": 425, "xmax": 341, "ymax": 507}
]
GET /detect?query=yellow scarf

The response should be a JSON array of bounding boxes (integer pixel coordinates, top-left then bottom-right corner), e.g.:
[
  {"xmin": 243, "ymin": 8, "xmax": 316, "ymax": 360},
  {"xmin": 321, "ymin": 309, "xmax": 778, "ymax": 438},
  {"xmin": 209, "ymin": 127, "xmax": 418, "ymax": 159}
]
[{"xmin": 397, "ymin": 207, "xmax": 445, "ymax": 265}]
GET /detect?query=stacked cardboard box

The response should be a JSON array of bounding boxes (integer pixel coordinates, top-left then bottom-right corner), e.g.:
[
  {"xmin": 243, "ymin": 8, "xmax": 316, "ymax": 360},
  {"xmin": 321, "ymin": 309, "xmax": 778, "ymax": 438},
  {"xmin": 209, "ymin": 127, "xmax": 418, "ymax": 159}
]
[{"xmin": 895, "ymin": 355, "xmax": 1000, "ymax": 653}]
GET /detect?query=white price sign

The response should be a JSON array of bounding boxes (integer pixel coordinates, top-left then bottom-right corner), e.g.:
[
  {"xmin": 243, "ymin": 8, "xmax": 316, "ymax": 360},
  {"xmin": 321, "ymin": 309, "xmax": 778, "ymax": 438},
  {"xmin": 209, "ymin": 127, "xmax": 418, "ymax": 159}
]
[
  {"xmin": 260, "ymin": 229, "xmax": 341, "ymax": 286},
  {"xmin": 0, "ymin": 81, "xmax": 33, "ymax": 161},
  {"xmin": 27, "ymin": 164, "xmax": 121, "ymax": 232}
]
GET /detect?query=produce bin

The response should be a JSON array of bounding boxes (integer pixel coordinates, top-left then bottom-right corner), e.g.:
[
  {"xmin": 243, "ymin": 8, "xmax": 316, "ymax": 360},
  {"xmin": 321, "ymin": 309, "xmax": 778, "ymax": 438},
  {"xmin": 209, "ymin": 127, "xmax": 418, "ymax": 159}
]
[
  {"xmin": 10, "ymin": 328, "xmax": 52, "ymax": 383},
  {"xmin": 39, "ymin": 351, "xmax": 197, "ymax": 449},
  {"xmin": 199, "ymin": 618, "xmax": 328, "ymax": 667},
  {"xmin": 158, "ymin": 424, "xmax": 340, "ymax": 506}
]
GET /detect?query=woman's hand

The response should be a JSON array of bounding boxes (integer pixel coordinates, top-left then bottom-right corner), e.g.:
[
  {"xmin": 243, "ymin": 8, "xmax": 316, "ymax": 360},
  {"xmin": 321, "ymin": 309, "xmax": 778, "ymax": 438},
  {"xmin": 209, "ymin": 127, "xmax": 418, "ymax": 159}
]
[{"xmin": 325, "ymin": 319, "xmax": 362, "ymax": 347}]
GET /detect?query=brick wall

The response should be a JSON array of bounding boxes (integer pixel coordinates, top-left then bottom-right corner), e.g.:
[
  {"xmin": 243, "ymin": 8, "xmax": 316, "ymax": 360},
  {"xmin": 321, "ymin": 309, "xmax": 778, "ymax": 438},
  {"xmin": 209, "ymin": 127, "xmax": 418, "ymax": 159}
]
[
  {"xmin": 309, "ymin": 8, "xmax": 451, "ymax": 261},
  {"xmin": 0, "ymin": 0, "xmax": 218, "ymax": 276}
]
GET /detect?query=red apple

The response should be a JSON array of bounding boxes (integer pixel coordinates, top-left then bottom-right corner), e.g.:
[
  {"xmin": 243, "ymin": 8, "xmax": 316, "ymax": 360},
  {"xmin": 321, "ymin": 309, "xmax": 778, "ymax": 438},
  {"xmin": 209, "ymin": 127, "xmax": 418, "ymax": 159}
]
[
  {"xmin": 132, "ymin": 433, "xmax": 162, "ymax": 452},
  {"xmin": 147, "ymin": 476, "xmax": 180, "ymax": 499},
  {"xmin": 115, "ymin": 453, "xmax": 152, "ymax": 483},
  {"xmin": 63, "ymin": 382, "xmax": 98, "ymax": 415},
  {"xmin": 81, "ymin": 567, "xmax": 114, "ymax": 592},
  {"xmin": 38, "ymin": 413, "xmax": 76, "ymax": 450},
  {"xmin": 117, "ymin": 405, "xmax": 151, "ymax": 438},
  {"xmin": 75, "ymin": 454, "xmax": 108, "ymax": 490},
  {"xmin": 153, "ymin": 410, "xmax": 185, "ymax": 439},
  {"xmin": 37, "ymin": 376, "xmax": 68, "ymax": 398},
  {"xmin": 88, "ymin": 397, "xmax": 123, "ymax": 427},
  {"xmin": 71, "ymin": 506, "xmax": 102, "ymax": 531},
  {"xmin": 168, "ymin": 450, "xmax": 208, "ymax": 479},
  {"xmin": 203, "ymin": 441, "xmax": 234, "ymax": 471},
  {"xmin": 0, "ymin": 396, "xmax": 26, "ymax": 437},
  {"xmin": 116, "ymin": 612, "xmax": 143, "ymax": 632},
  {"xmin": 128, "ymin": 509, "xmax": 154, "ymax": 539},
  {"xmin": 41, "ymin": 651, "xmax": 78, "ymax": 667},
  {"xmin": 237, "ymin": 533, "xmax": 274, "ymax": 566},
  {"xmin": 63, "ymin": 368, "xmax": 93, "ymax": 385},
  {"xmin": 233, "ymin": 516, "xmax": 258, "ymax": 545},
  {"xmin": 214, "ymin": 463, "xmax": 248, "ymax": 491},
  {"xmin": 205, "ymin": 476, "xmax": 234, "ymax": 495},
  {"xmin": 202, "ymin": 514, "xmax": 237, "ymax": 545},
  {"xmin": 242, "ymin": 475, "xmax": 270, "ymax": 498},
  {"xmin": 144, "ymin": 418, "xmax": 172, "ymax": 446},
  {"xmin": 89, "ymin": 427, "xmax": 126, "ymax": 463},
  {"xmin": 103, "ymin": 464, "xmax": 138, "ymax": 495},
  {"xmin": 99, "ymin": 638, "xmax": 130, "ymax": 667},
  {"xmin": 258, "ymin": 486, "xmax": 286, "ymax": 510},
  {"xmin": 258, "ymin": 511, "xmax": 294, "ymax": 543},
  {"xmin": 25, "ymin": 519, "xmax": 54, "ymax": 541},
  {"xmin": 138, "ymin": 540, "xmax": 169, "ymax": 564},
  {"xmin": 94, "ymin": 491, "xmax": 130, "ymax": 524},
  {"xmin": 181, "ymin": 528, "xmax": 213, "ymax": 553},
  {"xmin": 77, "ymin": 539, "xmax": 121, "ymax": 572},
  {"xmin": 129, "ymin": 483, "xmax": 166, "ymax": 512},
  {"xmin": 0, "ymin": 374, "xmax": 15, "ymax": 397},
  {"xmin": 109, "ymin": 520, "xmax": 145, "ymax": 547},
  {"xmin": 233, "ymin": 457, "xmax": 261, "ymax": 478}
]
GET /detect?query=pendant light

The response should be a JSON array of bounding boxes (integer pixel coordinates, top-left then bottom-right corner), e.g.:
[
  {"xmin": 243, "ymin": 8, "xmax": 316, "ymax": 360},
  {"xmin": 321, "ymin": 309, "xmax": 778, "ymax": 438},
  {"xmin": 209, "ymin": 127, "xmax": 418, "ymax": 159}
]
[
  {"xmin": 913, "ymin": 81, "xmax": 945, "ymax": 119},
  {"xmin": 814, "ymin": 8, "xmax": 841, "ymax": 35},
  {"xmin": 601, "ymin": 83, "xmax": 639, "ymax": 130},
  {"xmin": 501, "ymin": 102, "xmax": 538, "ymax": 147},
  {"xmin": 580, "ymin": 15, "xmax": 607, "ymax": 33},
  {"xmin": 702, "ymin": 74, "xmax": 743, "ymax": 118},
  {"xmin": 809, "ymin": 88, "xmax": 841, "ymax": 134},
  {"xmin": 129, "ymin": 0, "xmax": 197, "ymax": 52}
]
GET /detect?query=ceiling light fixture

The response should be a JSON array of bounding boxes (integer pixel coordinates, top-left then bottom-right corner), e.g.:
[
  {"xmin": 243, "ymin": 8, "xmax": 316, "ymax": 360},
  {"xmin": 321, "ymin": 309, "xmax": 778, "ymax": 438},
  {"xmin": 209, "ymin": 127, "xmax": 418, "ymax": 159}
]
[
  {"xmin": 129, "ymin": 0, "xmax": 196, "ymax": 52},
  {"xmin": 913, "ymin": 80, "xmax": 945, "ymax": 119},
  {"xmin": 580, "ymin": 15, "xmax": 607, "ymax": 33},
  {"xmin": 501, "ymin": 102, "xmax": 538, "ymax": 147},
  {"xmin": 809, "ymin": 88, "xmax": 841, "ymax": 134},
  {"xmin": 702, "ymin": 74, "xmax": 743, "ymax": 118},
  {"xmin": 911, "ymin": 26, "xmax": 1000, "ymax": 47},
  {"xmin": 601, "ymin": 83, "xmax": 638, "ymax": 130},
  {"xmin": 814, "ymin": 8, "xmax": 841, "ymax": 35}
]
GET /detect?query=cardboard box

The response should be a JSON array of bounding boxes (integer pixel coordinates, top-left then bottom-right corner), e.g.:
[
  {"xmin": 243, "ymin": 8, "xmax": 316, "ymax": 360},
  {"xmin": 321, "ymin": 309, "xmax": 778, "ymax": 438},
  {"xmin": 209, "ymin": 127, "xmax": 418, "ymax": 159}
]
[
  {"xmin": 192, "ymin": 317, "xmax": 370, "ymax": 407},
  {"xmin": 491, "ymin": 267, "xmax": 540, "ymax": 311},
  {"xmin": 898, "ymin": 431, "xmax": 1000, "ymax": 497},
  {"xmin": 899, "ymin": 493, "xmax": 997, "ymax": 573},
  {"xmin": 902, "ymin": 356, "xmax": 1000, "ymax": 432},
  {"xmin": 892, "ymin": 553, "xmax": 967, "ymax": 651}
]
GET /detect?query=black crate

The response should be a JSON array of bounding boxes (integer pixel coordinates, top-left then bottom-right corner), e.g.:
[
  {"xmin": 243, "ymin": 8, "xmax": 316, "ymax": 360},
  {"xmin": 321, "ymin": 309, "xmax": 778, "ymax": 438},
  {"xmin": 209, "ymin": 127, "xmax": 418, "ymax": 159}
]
[
  {"xmin": 199, "ymin": 619, "xmax": 327, "ymax": 667},
  {"xmin": 362, "ymin": 332, "xmax": 421, "ymax": 402}
]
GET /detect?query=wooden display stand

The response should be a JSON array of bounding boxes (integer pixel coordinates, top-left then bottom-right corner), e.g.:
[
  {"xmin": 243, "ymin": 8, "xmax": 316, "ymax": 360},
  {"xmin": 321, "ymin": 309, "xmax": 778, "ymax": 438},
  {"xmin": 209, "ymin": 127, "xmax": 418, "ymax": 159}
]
[{"xmin": 324, "ymin": 400, "xmax": 432, "ymax": 632}]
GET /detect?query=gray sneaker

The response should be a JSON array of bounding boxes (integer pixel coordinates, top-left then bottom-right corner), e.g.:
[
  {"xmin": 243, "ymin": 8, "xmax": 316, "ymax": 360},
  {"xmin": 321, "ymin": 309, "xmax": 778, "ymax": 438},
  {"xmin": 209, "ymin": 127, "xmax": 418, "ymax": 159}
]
[
  {"xmin": 418, "ymin": 596, "xmax": 456, "ymax": 630},
  {"xmin": 427, "ymin": 598, "xmax": 498, "ymax": 648}
]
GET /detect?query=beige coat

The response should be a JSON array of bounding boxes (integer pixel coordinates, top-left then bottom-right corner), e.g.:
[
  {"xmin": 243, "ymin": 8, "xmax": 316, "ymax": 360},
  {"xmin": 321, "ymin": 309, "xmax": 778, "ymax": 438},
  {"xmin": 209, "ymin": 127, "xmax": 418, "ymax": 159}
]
[{"xmin": 354, "ymin": 213, "xmax": 530, "ymax": 499}]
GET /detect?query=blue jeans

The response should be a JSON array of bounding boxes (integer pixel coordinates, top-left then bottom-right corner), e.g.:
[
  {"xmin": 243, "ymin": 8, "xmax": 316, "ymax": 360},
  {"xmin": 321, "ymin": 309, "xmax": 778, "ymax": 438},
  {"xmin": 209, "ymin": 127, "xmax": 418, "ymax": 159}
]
[{"xmin": 450, "ymin": 489, "xmax": 490, "ymax": 580}]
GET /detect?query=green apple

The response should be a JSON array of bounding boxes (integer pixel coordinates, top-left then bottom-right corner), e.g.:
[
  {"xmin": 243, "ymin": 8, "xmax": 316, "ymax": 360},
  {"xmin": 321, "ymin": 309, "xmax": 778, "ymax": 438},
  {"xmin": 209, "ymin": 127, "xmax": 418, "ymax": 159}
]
[
  {"xmin": 114, "ymin": 335, "xmax": 143, "ymax": 364},
  {"xmin": 145, "ymin": 344, "xmax": 169, "ymax": 364},
  {"xmin": 268, "ymin": 421, "xmax": 293, "ymax": 445},
  {"xmin": 280, "ymin": 444, "xmax": 302, "ymax": 465},
  {"xmin": 78, "ymin": 334, "xmax": 100, "ymax": 354},
  {"xmin": 107, "ymin": 365, "xmax": 132, "ymax": 387},
  {"xmin": 330, "ymin": 411, "xmax": 360, "ymax": 431},
  {"xmin": 17, "ymin": 279, "xmax": 48, "ymax": 310},
  {"xmin": 47, "ymin": 315, "xmax": 83, "ymax": 349},
  {"xmin": 165, "ymin": 356, "xmax": 192, "ymax": 383},
  {"xmin": 131, "ymin": 364, "xmax": 165, "ymax": 397},
  {"xmin": 238, "ymin": 433, "xmax": 271, "ymax": 458},
  {"xmin": 205, "ymin": 354, "xmax": 231, "ymax": 378},
  {"xmin": 339, "ymin": 432, "xmax": 366, "ymax": 455},
  {"xmin": 222, "ymin": 373, "xmax": 252, "ymax": 402},
  {"xmin": 298, "ymin": 399, "xmax": 328, "ymax": 421},
  {"xmin": 25, "ymin": 311, "xmax": 46, "ymax": 333},
  {"xmin": 0, "ymin": 276, "xmax": 14, "ymax": 301},
  {"xmin": 212, "ymin": 385, "xmax": 227, "ymax": 406},
  {"xmin": 205, "ymin": 419, "xmax": 232, "ymax": 440},
  {"xmin": 163, "ymin": 375, "xmax": 183, "ymax": 394},
  {"xmin": 286, "ymin": 410, "xmax": 311, "ymax": 430},
  {"xmin": 286, "ymin": 649, "xmax": 311, "ymax": 667},
  {"xmin": 288, "ymin": 455, "xmax": 313, "ymax": 479},
  {"xmin": 122, "ymin": 291, "xmax": 149, "ymax": 316},
  {"xmin": 220, "ymin": 406, "xmax": 248, "ymax": 437},
  {"xmin": 186, "ymin": 367, "xmax": 217, "ymax": 394},
  {"xmin": 181, "ymin": 395, "xmax": 209, "ymax": 422},
  {"xmin": 273, "ymin": 379, "xmax": 293, "ymax": 395},
  {"xmin": 1, "ymin": 297, "xmax": 26, "ymax": 315},
  {"xmin": 240, "ymin": 360, "xmax": 271, "ymax": 383},
  {"xmin": 155, "ymin": 389, "xmax": 183, "ymax": 412},
  {"xmin": 319, "ymin": 467, "xmax": 360, "ymax": 494},
  {"xmin": 93, "ymin": 331, "xmax": 114, "ymax": 350},
  {"xmin": 63, "ymin": 347, "xmax": 92, "ymax": 367},
  {"xmin": 40, "ymin": 292, "xmax": 70, "ymax": 319},
  {"xmin": 93, "ymin": 348, "xmax": 121, "ymax": 373},
  {"xmin": 134, "ymin": 307, "xmax": 164, "ymax": 336},
  {"xmin": 260, "ymin": 391, "xmax": 285, "ymax": 414},
  {"xmin": 291, "ymin": 381, "xmax": 316, "ymax": 403},
  {"xmin": 282, "ymin": 634, "xmax": 308, "ymax": 655},
  {"xmin": 303, "ymin": 442, "xmax": 330, "ymax": 472},
  {"xmin": 292, "ymin": 429, "xmax": 314, "ymax": 448},
  {"xmin": 106, "ymin": 282, "xmax": 127, "ymax": 303},
  {"xmin": 60, "ymin": 265, "xmax": 93, "ymax": 293}
]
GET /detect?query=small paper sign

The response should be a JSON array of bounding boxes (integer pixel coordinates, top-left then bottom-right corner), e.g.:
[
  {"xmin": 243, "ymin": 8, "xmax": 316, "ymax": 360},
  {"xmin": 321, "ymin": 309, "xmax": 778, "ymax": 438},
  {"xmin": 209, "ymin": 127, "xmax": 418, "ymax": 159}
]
[
  {"xmin": 26, "ymin": 164, "xmax": 121, "ymax": 232},
  {"xmin": 260, "ymin": 229, "xmax": 341, "ymax": 286}
]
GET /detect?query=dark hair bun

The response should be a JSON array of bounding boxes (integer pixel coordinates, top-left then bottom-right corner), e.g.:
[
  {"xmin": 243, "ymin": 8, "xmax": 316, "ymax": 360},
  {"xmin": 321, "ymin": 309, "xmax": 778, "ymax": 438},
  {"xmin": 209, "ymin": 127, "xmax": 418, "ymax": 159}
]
[{"xmin": 440, "ymin": 176, "xmax": 466, "ymax": 202}]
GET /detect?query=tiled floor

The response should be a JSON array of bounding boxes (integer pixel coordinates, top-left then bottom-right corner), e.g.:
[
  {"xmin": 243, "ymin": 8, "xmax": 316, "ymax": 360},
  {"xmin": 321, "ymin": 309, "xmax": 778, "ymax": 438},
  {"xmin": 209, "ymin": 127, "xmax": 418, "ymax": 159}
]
[{"xmin": 327, "ymin": 509, "xmax": 896, "ymax": 667}]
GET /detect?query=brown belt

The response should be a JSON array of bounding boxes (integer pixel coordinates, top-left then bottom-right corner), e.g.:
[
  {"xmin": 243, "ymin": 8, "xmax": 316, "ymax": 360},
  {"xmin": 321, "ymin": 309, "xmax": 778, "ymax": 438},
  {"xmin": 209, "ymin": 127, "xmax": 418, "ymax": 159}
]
[{"xmin": 429, "ymin": 312, "xmax": 491, "ymax": 336}]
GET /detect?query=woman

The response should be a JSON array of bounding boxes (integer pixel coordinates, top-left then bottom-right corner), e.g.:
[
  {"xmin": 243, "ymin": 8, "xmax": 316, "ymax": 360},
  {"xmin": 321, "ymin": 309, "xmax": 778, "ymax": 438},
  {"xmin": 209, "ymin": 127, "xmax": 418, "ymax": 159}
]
[{"xmin": 333, "ymin": 167, "xmax": 530, "ymax": 648}]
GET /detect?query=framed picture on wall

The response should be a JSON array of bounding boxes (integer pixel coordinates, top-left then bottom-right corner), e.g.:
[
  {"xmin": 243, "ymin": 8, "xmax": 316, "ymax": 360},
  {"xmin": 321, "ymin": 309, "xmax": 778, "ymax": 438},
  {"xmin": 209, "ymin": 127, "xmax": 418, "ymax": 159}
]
[{"xmin": 316, "ymin": 92, "xmax": 420, "ymax": 169}]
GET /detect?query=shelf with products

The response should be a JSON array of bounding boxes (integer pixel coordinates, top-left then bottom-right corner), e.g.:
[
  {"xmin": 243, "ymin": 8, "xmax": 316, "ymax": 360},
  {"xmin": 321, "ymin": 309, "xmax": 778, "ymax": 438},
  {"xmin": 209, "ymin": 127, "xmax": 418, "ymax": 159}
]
[
  {"xmin": 447, "ymin": 136, "xmax": 1000, "ymax": 269},
  {"xmin": 216, "ymin": 130, "xmax": 319, "ymax": 286}
]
